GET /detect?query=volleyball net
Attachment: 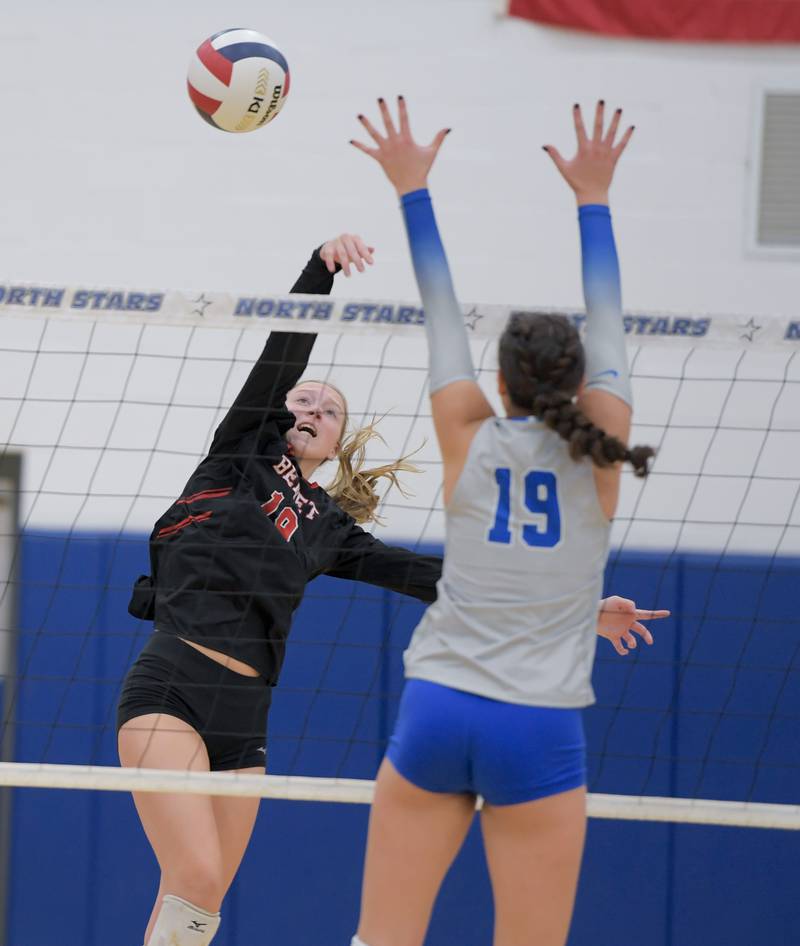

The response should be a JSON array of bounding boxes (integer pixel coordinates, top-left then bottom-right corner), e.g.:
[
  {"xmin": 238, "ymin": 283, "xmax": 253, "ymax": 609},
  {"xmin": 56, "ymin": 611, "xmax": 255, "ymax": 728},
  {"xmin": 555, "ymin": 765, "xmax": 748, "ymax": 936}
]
[{"xmin": 0, "ymin": 283, "xmax": 798, "ymax": 831}]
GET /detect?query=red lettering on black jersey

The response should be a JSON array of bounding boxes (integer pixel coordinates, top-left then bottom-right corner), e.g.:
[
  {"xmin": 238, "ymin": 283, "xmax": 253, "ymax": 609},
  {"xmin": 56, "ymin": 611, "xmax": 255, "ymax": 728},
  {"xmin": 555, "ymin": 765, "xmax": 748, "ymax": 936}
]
[
  {"xmin": 261, "ymin": 491, "xmax": 283, "ymax": 516},
  {"xmin": 270, "ymin": 455, "xmax": 321, "ymax": 522},
  {"xmin": 275, "ymin": 507, "xmax": 299, "ymax": 542},
  {"xmin": 273, "ymin": 455, "xmax": 294, "ymax": 477}
]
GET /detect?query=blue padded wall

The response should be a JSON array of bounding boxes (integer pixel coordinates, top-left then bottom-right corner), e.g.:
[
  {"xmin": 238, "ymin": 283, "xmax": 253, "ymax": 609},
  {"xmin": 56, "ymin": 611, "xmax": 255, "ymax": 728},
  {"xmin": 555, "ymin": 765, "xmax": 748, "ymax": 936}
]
[{"xmin": 5, "ymin": 533, "xmax": 799, "ymax": 946}]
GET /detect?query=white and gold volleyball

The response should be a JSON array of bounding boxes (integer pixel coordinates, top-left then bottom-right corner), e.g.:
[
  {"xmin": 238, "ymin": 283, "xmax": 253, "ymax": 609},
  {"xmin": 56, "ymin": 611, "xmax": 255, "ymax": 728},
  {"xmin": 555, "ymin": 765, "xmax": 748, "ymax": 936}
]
[{"xmin": 187, "ymin": 28, "xmax": 290, "ymax": 133}]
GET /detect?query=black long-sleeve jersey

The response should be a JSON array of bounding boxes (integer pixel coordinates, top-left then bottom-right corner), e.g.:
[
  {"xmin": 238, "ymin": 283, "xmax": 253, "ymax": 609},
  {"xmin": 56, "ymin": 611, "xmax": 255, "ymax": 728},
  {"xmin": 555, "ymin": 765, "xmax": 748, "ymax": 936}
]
[{"xmin": 129, "ymin": 247, "xmax": 442, "ymax": 683}]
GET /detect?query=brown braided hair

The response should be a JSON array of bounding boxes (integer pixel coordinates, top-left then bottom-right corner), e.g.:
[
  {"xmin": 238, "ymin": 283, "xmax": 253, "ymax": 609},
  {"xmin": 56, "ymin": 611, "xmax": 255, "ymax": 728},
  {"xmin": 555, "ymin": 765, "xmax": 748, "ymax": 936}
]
[
  {"xmin": 498, "ymin": 312, "xmax": 653, "ymax": 477},
  {"xmin": 294, "ymin": 380, "xmax": 420, "ymax": 524}
]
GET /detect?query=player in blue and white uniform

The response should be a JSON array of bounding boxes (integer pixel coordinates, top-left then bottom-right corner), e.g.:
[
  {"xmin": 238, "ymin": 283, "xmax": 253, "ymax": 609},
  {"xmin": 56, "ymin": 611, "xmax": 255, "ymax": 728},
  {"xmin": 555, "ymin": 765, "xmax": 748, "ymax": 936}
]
[{"xmin": 349, "ymin": 98, "xmax": 665, "ymax": 946}]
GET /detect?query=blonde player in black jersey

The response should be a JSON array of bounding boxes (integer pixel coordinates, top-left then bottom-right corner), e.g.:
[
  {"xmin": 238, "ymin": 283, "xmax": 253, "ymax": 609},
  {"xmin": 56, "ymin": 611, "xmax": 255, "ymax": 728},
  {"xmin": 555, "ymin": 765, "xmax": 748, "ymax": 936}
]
[
  {"xmin": 349, "ymin": 98, "xmax": 667, "ymax": 946},
  {"xmin": 118, "ymin": 234, "xmax": 444, "ymax": 946}
]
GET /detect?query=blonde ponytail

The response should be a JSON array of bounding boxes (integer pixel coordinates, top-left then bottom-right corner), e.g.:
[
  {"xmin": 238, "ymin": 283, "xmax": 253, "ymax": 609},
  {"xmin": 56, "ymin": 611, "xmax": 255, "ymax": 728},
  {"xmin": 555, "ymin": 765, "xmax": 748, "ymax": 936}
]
[{"xmin": 326, "ymin": 419, "xmax": 419, "ymax": 524}]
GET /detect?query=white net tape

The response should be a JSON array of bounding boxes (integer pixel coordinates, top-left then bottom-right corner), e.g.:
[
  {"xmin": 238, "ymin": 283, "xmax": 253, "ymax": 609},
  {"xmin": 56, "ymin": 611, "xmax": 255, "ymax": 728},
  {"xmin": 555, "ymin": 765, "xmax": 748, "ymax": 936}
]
[{"xmin": 1, "ymin": 763, "xmax": 798, "ymax": 830}]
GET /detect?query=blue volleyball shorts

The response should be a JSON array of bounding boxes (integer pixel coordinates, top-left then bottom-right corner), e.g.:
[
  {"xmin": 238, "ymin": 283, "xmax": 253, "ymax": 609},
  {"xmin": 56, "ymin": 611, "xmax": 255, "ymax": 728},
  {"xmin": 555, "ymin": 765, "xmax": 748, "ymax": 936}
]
[{"xmin": 386, "ymin": 678, "xmax": 587, "ymax": 806}]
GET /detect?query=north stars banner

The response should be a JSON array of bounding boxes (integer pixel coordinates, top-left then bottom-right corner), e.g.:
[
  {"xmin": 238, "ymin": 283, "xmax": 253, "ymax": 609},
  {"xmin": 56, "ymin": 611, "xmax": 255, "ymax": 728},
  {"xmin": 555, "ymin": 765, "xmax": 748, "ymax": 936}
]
[
  {"xmin": 0, "ymin": 281, "xmax": 797, "ymax": 349},
  {"xmin": 507, "ymin": 0, "xmax": 800, "ymax": 43}
]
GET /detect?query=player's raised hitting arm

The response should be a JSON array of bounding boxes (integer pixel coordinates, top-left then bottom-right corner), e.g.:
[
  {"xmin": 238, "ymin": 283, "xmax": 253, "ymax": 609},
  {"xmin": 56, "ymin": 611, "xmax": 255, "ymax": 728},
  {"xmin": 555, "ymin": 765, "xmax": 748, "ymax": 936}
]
[
  {"xmin": 352, "ymin": 98, "xmax": 492, "ymax": 502},
  {"xmin": 209, "ymin": 234, "xmax": 374, "ymax": 458}
]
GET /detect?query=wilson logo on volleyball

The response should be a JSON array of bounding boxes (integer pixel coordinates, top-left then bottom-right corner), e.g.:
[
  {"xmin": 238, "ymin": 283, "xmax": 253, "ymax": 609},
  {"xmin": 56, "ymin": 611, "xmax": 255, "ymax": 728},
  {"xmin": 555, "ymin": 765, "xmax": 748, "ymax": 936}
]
[{"xmin": 187, "ymin": 28, "xmax": 290, "ymax": 134}]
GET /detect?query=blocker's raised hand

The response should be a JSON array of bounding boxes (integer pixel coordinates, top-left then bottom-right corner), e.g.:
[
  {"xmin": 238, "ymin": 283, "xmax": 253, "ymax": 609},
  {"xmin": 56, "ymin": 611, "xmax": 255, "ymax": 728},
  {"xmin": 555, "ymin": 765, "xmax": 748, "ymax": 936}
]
[
  {"xmin": 543, "ymin": 100, "xmax": 634, "ymax": 206},
  {"xmin": 320, "ymin": 233, "xmax": 375, "ymax": 277},
  {"xmin": 597, "ymin": 595, "xmax": 670, "ymax": 656},
  {"xmin": 351, "ymin": 96, "xmax": 450, "ymax": 197}
]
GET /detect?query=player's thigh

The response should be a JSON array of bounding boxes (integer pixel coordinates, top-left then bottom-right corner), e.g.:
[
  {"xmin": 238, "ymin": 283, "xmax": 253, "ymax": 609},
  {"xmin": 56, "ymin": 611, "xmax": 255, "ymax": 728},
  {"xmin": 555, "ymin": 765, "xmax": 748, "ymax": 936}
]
[
  {"xmin": 211, "ymin": 767, "xmax": 263, "ymax": 889},
  {"xmin": 119, "ymin": 714, "xmax": 223, "ymax": 883},
  {"xmin": 119, "ymin": 710, "xmax": 209, "ymax": 771},
  {"xmin": 358, "ymin": 758, "xmax": 475, "ymax": 946},
  {"xmin": 480, "ymin": 786, "xmax": 587, "ymax": 946}
]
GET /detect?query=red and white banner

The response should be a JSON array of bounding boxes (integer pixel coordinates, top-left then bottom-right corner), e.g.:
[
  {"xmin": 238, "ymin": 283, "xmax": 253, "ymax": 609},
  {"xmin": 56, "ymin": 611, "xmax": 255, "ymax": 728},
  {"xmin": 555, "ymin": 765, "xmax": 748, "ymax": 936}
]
[{"xmin": 507, "ymin": 0, "xmax": 800, "ymax": 43}]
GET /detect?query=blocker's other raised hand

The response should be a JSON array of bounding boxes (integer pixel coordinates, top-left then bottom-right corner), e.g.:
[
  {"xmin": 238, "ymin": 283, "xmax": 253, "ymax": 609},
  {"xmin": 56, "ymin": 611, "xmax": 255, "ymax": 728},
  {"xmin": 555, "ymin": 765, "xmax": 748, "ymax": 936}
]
[
  {"xmin": 543, "ymin": 100, "xmax": 634, "ymax": 206},
  {"xmin": 351, "ymin": 96, "xmax": 450, "ymax": 197}
]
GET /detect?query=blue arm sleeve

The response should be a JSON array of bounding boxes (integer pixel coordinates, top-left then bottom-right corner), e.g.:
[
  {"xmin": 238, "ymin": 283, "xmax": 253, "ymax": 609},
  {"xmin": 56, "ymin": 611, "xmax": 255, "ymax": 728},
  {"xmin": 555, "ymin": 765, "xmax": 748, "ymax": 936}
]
[
  {"xmin": 579, "ymin": 204, "xmax": 632, "ymax": 407},
  {"xmin": 401, "ymin": 189, "xmax": 475, "ymax": 394}
]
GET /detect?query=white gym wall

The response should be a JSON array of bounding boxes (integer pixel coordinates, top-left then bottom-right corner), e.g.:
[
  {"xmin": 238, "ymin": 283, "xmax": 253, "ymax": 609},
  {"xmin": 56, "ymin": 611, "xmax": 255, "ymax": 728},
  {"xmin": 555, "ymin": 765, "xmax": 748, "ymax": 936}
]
[
  {"xmin": 0, "ymin": 0, "xmax": 798, "ymax": 547},
  {"xmin": 0, "ymin": 0, "xmax": 797, "ymax": 310}
]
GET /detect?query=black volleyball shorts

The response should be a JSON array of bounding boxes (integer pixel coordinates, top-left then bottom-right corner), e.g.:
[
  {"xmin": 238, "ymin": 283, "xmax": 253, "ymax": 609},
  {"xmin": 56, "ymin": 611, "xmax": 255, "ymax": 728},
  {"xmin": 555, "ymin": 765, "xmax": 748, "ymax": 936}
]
[{"xmin": 117, "ymin": 631, "xmax": 271, "ymax": 771}]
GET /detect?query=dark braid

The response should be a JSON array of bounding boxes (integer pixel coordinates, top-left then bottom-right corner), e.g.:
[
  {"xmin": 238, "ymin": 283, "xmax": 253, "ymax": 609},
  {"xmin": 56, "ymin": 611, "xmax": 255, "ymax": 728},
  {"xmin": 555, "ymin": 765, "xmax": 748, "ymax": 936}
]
[{"xmin": 499, "ymin": 312, "xmax": 654, "ymax": 478}]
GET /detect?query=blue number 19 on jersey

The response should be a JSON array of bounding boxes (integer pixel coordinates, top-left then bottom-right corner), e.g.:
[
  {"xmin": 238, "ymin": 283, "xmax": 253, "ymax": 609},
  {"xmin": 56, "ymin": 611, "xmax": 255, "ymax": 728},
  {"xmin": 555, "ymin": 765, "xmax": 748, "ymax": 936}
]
[{"xmin": 487, "ymin": 468, "xmax": 562, "ymax": 547}]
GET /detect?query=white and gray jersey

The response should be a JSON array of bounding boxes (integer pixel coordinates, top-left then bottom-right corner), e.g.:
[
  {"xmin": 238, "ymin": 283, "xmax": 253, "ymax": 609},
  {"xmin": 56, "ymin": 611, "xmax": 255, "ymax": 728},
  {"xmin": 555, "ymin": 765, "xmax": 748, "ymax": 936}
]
[{"xmin": 404, "ymin": 416, "xmax": 611, "ymax": 708}]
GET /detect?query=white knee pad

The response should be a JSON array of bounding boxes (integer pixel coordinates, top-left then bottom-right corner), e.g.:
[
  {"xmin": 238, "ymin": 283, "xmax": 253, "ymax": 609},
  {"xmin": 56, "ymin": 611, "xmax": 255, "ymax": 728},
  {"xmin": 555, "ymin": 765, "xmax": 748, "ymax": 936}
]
[
  {"xmin": 149, "ymin": 895, "xmax": 221, "ymax": 946},
  {"xmin": 351, "ymin": 936, "xmax": 372, "ymax": 946}
]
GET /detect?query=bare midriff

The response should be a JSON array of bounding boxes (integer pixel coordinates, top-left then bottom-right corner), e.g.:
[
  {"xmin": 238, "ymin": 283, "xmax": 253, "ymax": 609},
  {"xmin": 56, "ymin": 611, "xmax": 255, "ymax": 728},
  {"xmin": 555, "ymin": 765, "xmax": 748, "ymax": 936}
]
[{"xmin": 179, "ymin": 638, "xmax": 261, "ymax": 677}]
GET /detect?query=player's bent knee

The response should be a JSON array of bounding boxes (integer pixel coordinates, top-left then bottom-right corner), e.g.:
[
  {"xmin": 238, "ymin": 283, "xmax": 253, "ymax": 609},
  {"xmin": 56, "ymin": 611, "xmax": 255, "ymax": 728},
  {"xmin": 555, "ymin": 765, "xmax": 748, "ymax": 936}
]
[
  {"xmin": 147, "ymin": 895, "xmax": 220, "ymax": 946},
  {"xmin": 163, "ymin": 859, "xmax": 226, "ymax": 910}
]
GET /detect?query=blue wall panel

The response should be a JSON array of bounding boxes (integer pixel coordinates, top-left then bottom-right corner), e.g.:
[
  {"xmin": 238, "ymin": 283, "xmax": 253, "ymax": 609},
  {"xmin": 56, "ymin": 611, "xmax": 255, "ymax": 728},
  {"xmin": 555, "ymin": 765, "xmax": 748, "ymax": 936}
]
[{"xmin": 4, "ymin": 533, "xmax": 800, "ymax": 946}]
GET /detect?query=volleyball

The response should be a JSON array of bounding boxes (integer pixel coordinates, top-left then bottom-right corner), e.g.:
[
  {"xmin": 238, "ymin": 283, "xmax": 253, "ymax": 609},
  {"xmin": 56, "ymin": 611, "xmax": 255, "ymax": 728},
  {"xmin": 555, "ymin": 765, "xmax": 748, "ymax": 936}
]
[{"xmin": 187, "ymin": 28, "xmax": 290, "ymax": 133}]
